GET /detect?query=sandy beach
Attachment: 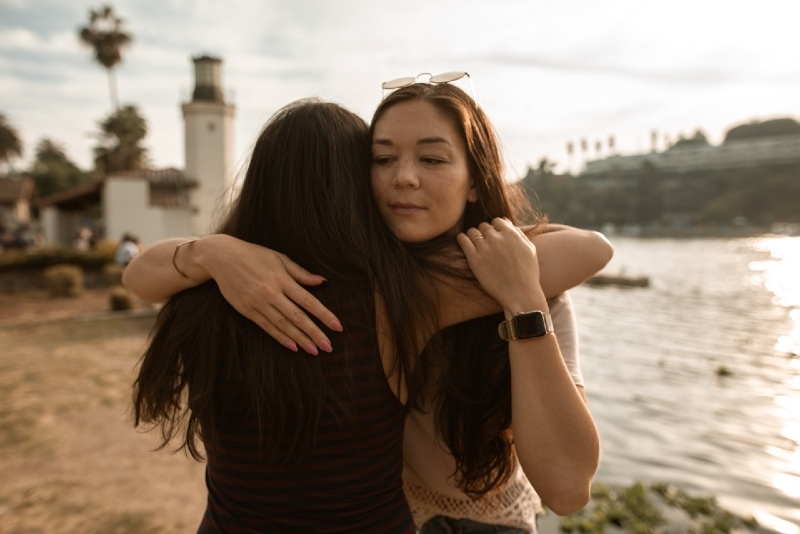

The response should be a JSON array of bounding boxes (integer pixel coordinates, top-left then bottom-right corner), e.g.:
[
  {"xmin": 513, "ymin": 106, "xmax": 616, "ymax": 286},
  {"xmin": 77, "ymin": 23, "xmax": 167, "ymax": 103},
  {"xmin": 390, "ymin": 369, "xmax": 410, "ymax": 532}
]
[{"xmin": 0, "ymin": 289, "xmax": 206, "ymax": 533}]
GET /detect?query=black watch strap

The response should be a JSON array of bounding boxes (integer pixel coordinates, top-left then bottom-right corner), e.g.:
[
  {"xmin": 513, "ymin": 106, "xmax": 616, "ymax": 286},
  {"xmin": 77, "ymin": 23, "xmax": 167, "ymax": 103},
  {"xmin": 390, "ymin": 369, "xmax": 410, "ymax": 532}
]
[{"xmin": 498, "ymin": 311, "xmax": 553, "ymax": 341}]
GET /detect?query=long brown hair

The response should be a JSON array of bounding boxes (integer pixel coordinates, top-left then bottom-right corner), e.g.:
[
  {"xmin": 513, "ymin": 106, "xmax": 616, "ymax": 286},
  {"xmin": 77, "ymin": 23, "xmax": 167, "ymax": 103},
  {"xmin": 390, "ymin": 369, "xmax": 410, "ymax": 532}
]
[
  {"xmin": 133, "ymin": 99, "xmax": 435, "ymax": 462},
  {"xmin": 372, "ymin": 83, "xmax": 544, "ymax": 497}
]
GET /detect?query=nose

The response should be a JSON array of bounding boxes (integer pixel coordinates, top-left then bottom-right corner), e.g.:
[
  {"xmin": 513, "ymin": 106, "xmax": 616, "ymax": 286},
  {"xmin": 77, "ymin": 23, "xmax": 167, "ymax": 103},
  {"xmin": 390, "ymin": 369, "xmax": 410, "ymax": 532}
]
[{"xmin": 393, "ymin": 158, "xmax": 419, "ymax": 189}]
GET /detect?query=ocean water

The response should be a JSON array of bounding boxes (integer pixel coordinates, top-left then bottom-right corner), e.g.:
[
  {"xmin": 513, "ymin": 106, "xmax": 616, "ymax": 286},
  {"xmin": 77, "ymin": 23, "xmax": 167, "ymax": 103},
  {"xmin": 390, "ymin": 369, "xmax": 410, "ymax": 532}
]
[{"xmin": 570, "ymin": 236, "xmax": 800, "ymax": 532}]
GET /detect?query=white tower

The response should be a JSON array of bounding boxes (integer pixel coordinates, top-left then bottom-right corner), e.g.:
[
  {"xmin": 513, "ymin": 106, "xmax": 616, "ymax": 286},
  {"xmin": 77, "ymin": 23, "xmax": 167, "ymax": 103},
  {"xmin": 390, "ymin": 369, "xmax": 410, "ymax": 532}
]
[{"xmin": 182, "ymin": 55, "xmax": 236, "ymax": 235}]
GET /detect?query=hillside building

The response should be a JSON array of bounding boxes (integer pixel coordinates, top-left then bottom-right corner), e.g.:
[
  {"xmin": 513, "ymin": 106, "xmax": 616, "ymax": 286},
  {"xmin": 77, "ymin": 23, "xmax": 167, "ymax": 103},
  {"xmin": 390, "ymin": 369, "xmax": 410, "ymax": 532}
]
[{"xmin": 583, "ymin": 126, "xmax": 800, "ymax": 176}]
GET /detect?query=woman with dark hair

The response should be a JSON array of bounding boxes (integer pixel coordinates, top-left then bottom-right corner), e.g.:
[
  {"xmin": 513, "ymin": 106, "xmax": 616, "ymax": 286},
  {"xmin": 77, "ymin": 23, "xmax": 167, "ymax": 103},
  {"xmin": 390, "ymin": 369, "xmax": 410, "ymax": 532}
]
[
  {"xmin": 372, "ymin": 80, "xmax": 600, "ymax": 531},
  {"xmin": 128, "ymin": 82, "xmax": 609, "ymax": 533},
  {"xmin": 135, "ymin": 99, "xmax": 439, "ymax": 532}
]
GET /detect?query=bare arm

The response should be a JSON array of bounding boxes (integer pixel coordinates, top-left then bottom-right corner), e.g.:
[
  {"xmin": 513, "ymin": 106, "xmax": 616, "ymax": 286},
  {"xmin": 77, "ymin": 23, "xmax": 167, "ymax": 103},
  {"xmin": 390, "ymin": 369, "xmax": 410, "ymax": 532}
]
[
  {"xmin": 435, "ymin": 222, "xmax": 613, "ymax": 329},
  {"xmin": 122, "ymin": 225, "xmax": 612, "ymax": 353},
  {"xmin": 122, "ymin": 235, "xmax": 342, "ymax": 355},
  {"xmin": 531, "ymin": 223, "xmax": 612, "ymax": 296},
  {"xmin": 455, "ymin": 219, "xmax": 599, "ymax": 515}
]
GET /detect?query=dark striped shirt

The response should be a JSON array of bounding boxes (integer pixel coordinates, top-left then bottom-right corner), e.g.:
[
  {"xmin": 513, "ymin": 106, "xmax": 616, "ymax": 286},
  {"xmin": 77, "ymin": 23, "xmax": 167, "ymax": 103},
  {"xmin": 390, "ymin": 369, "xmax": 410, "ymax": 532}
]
[{"xmin": 198, "ymin": 285, "xmax": 414, "ymax": 533}]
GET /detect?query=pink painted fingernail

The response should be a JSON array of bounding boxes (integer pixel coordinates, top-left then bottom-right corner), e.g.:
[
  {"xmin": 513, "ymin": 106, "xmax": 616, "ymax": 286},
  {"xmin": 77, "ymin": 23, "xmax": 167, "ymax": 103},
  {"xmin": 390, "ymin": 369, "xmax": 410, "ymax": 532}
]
[
  {"xmin": 285, "ymin": 341, "xmax": 298, "ymax": 352},
  {"xmin": 330, "ymin": 320, "xmax": 343, "ymax": 332},
  {"xmin": 305, "ymin": 343, "xmax": 319, "ymax": 356},
  {"xmin": 319, "ymin": 340, "xmax": 333, "ymax": 353}
]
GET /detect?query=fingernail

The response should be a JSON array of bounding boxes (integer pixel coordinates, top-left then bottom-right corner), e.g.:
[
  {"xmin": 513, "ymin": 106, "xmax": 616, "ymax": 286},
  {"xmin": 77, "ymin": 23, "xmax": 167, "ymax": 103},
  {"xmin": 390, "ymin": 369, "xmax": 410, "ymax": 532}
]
[
  {"xmin": 330, "ymin": 320, "xmax": 343, "ymax": 332},
  {"xmin": 305, "ymin": 343, "xmax": 319, "ymax": 356},
  {"xmin": 318, "ymin": 275, "xmax": 328, "ymax": 282},
  {"xmin": 285, "ymin": 341, "xmax": 298, "ymax": 352},
  {"xmin": 319, "ymin": 340, "xmax": 333, "ymax": 353}
]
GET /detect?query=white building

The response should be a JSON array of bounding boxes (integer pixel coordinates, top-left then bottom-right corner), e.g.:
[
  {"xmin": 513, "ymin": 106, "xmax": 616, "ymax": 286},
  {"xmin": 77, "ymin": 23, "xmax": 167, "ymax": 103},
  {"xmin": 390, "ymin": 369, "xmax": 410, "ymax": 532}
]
[{"xmin": 38, "ymin": 55, "xmax": 236, "ymax": 246}]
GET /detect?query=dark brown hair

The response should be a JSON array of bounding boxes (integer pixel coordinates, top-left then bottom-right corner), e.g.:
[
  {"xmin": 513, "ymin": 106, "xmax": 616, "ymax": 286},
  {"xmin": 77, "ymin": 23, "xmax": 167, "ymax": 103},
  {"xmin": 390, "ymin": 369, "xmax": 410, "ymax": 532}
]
[
  {"xmin": 133, "ymin": 99, "xmax": 435, "ymax": 462},
  {"xmin": 371, "ymin": 83, "xmax": 544, "ymax": 497}
]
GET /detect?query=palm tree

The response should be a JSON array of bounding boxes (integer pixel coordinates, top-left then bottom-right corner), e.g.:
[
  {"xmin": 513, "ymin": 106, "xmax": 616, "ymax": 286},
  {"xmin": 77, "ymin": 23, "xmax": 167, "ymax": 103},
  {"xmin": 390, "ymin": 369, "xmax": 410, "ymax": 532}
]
[
  {"xmin": 566, "ymin": 141, "xmax": 574, "ymax": 175},
  {"xmin": 32, "ymin": 139, "xmax": 88, "ymax": 197},
  {"xmin": 78, "ymin": 5, "xmax": 132, "ymax": 109},
  {"xmin": 94, "ymin": 104, "xmax": 148, "ymax": 173},
  {"xmin": 0, "ymin": 113, "xmax": 23, "ymax": 173},
  {"xmin": 35, "ymin": 139, "xmax": 69, "ymax": 165}
]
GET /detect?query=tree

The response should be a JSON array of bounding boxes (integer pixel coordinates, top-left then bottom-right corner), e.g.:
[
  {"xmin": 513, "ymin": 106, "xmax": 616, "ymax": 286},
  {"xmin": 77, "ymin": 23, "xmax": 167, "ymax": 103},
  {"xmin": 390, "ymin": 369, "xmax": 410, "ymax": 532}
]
[
  {"xmin": 536, "ymin": 156, "xmax": 556, "ymax": 176},
  {"xmin": 78, "ymin": 4, "xmax": 133, "ymax": 109},
  {"xmin": 723, "ymin": 118, "xmax": 800, "ymax": 143},
  {"xmin": 30, "ymin": 139, "xmax": 89, "ymax": 197},
  {"xmin": 93, "ymin": 104, "xmax": 148, "ymax": 173},
  {"xmin": 670, "ymin": 129, "xmax": 710, "ymax": 150},
  {"xmin": 0, "ymin": 113, "xmax": 23, "ymax": 171}
]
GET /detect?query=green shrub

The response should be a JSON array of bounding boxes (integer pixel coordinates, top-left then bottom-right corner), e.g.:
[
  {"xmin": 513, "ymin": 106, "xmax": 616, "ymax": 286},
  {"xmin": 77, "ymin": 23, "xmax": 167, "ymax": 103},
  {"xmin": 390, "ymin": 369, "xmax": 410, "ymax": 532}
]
[
  {"xmin": 109, "ymin": 286, "xmax": 135, "ymax": 311},
  {"xmin": 43, "ymin": 264, "xmax": 84, "ymax": 298},
  {"xmin": 0, "ymin": 245, "xmax": 115, "ymax": 273},
  {"xmin": 559, "ymin": 481, "xmax": 761, "ymax": 533}
]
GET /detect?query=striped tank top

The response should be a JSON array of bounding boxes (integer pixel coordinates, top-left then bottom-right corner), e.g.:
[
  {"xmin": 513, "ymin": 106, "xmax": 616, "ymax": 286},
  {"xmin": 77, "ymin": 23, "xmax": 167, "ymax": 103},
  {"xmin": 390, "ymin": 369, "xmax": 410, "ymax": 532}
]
[{"xmin": 197, "ymin": 283, "xmax": 414, "ymax": 533}]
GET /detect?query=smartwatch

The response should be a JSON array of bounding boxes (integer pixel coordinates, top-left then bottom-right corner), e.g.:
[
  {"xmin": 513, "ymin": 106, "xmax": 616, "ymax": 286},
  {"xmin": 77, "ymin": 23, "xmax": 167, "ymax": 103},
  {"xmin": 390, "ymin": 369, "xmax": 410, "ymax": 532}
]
[{"xmin": 498, "ymin": 311, "xmax": 553, "ymax": 341}]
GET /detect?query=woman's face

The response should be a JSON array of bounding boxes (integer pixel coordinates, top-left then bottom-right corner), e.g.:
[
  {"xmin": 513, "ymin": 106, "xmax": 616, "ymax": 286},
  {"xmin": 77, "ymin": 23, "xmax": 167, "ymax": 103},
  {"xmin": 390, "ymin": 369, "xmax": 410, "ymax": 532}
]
[{"xmin": 371, "ymin": 100, "xmax": 478, "ymax": 244}]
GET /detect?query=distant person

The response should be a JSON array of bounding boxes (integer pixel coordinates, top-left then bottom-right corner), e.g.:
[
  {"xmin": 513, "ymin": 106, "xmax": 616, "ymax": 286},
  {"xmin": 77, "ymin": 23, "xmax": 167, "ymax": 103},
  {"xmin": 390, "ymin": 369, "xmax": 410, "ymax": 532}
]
[
  {"xmin": 114, "ymin": 233, "xmax": 140, "ymax": 266},
  {"xmin": 15, "ymin": 224, "xmax": 36, "ymax": 249},
  {"xmin": 73, "ymin": 226, "xmax": 94, "ymax": 251}
]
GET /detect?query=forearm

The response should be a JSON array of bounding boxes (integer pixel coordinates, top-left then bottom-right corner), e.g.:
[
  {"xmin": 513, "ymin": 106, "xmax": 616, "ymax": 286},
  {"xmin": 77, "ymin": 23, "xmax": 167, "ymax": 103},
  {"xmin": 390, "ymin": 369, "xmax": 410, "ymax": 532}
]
[
  {"xmin": 503, "ymin": 290, "xmax": 599, "ymax": 515},
  {"xmin": 122, "ymin": 237, "xmax": 212, "ymax": 303},
  {"xmin": 510, "ymin": 345, "xmax": 598, "ymax": 514}
]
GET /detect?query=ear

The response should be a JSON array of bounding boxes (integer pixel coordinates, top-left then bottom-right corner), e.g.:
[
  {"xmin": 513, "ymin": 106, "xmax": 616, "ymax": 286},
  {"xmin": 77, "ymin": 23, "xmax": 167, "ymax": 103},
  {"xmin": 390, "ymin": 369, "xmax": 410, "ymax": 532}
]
[{"xmin": 467, "ymin": 183, "xmax": 478, "ymax": 203}]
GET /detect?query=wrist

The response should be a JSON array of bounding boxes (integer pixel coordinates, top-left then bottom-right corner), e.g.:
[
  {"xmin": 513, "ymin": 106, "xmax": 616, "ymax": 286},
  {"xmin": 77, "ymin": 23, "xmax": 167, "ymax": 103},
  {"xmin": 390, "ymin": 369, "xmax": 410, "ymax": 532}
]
[
  {"xmin": 174, "ymin": 236, "xmax": 213, "ymax": 282},
  {"xmin": 196, "ymin": 235, "xmax": 235, "ymax": 282},
  {"xmin": 498, "ymin": 310, "xmax": 554, "ymax": 341},
  {"xmin": 502, "ymin": 291, "xmax": 549, "ymax": 319},
  {"xmin": 171, "ymin": 238, "xmax": 198, "ymax": 279}
]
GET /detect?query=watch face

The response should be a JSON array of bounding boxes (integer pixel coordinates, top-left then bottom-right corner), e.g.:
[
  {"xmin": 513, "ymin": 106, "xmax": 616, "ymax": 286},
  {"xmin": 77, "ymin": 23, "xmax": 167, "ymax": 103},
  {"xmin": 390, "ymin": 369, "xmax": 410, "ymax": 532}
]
[{"xmin": 513, "ymin": 312, "xmax": 546, "ymax": 338}]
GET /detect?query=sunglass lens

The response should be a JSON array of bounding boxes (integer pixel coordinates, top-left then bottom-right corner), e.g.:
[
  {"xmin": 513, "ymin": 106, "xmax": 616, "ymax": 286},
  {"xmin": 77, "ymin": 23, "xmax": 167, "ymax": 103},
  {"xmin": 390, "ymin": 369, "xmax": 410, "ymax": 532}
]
[
  {"xmin": 430, "ymin": 71, "xmax": 468, "ymax": 84},
  {"xmin": 382, "ymin": 77, "xmax": 417, "ymax": 90}
]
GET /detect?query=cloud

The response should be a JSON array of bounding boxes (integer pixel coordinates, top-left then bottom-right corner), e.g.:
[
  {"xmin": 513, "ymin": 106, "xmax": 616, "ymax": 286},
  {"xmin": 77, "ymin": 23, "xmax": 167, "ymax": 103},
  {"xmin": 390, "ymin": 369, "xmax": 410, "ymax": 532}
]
[{"xmin": 2, "ymin": 0, "xmax": 798, "ymax": 174}]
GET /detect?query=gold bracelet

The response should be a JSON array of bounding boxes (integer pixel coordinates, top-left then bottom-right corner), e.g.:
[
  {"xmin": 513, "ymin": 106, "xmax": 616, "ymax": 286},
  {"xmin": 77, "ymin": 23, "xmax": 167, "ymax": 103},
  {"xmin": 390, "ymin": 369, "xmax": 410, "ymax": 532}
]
[{"xmin": 171, "ymin": 239, "xmax": 200, "ymax": 279}]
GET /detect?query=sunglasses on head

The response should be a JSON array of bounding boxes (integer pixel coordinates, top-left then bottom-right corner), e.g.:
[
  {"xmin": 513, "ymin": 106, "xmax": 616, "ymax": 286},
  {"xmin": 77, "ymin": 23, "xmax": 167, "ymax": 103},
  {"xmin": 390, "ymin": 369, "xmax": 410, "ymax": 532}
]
[{"xmin": 381, "ymin": 71, "xmax": 475, "ymax": 99}]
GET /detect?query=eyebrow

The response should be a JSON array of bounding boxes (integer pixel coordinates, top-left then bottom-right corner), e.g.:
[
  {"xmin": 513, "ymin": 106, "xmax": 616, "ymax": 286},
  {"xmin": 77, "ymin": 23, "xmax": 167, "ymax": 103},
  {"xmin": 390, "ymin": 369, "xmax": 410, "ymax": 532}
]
[{"xmin": 373, "ymin": 136, "xmax": 453, "ymax": 147}]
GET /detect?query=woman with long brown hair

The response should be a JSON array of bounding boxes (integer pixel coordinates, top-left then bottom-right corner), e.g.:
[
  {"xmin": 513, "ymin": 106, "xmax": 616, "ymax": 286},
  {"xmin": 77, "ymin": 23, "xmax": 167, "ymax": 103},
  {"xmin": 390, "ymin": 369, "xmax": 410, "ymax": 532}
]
[{"xmin": 128, "ymin": 82, "xmax": 609, "ymax": 532}]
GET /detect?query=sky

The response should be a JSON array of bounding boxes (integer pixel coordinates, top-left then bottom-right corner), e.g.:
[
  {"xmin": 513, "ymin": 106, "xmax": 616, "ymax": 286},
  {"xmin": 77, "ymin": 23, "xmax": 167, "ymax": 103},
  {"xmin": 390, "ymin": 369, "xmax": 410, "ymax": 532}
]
[{"xmin": 1, "ymin": 0, "xmax": 798, "ymax": 180}]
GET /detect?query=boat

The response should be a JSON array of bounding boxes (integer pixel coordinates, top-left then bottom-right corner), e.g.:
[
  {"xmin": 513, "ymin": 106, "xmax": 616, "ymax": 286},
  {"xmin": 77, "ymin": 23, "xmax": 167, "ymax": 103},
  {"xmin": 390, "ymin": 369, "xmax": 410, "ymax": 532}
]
[{"xmin": 586, "ymin": 273, "xmax": 650, "ymax": 288}]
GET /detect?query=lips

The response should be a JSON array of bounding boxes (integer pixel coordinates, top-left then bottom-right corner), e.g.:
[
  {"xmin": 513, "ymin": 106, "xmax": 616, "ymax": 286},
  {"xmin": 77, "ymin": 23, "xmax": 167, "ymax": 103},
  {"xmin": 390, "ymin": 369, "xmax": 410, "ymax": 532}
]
[{"xmin": 388, "ymin": 202, "xmax": 424, "ymax": 215}]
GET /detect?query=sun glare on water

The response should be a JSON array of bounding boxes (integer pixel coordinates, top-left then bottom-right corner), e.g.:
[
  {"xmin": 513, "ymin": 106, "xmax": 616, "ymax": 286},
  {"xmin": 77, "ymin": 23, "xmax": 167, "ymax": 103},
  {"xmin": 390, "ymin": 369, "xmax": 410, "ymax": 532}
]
[
  {"xmin": 749, "ymin": 236, "xmax": 800, "ymax": 527},
  {"xmin": 749, "ymin": 236, "xmax": 800, "ymax": 355}
]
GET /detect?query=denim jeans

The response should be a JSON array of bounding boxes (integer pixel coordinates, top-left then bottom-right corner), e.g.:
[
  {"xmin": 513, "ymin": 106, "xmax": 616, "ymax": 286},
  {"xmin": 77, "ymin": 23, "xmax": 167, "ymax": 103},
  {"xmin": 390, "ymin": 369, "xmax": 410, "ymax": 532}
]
[{"xmin": 419, "ymin": 516, "xmax": 534, "ymax": 534}]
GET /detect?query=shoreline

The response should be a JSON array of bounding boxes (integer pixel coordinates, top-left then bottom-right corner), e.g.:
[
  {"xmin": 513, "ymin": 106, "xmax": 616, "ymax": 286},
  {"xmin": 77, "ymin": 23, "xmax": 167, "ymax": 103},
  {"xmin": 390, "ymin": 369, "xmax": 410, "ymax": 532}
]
[{"xmin": 596, "ymin": 225, "xmax": 798, "ymax": 240}]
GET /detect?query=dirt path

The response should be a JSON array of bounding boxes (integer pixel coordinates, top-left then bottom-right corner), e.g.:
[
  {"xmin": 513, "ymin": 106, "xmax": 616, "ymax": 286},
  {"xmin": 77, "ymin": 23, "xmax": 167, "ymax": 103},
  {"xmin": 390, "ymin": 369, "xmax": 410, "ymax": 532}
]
[{"xmin": 0, "ymin": 291, "xmax": 206, "ymax": 533}]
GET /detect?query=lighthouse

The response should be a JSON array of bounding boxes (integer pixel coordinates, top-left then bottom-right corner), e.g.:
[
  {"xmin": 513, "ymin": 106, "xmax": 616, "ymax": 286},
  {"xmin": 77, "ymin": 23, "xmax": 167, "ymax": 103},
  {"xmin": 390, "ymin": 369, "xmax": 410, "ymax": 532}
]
[{"xmin": 181, "ymin": 55, "xmax": 236, "ymax": 235}]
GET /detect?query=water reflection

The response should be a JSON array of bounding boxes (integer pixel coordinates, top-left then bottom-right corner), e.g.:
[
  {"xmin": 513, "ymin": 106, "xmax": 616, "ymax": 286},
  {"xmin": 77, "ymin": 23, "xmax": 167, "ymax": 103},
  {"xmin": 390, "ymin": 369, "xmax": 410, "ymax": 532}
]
[
  {"xmin": 750, "ymin": 236, "xmax": 800, "ymax": 309},
  {"xmin": 748, "ymin": 237, "xmax": 800, "ymax": 521},
  {"xmin": 777, "ymin": 309, "xmax": 800, "ymax": 356},
  {"xmin": 577, "ymin": 236, "xmax": 800, "ymax": 529}
]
